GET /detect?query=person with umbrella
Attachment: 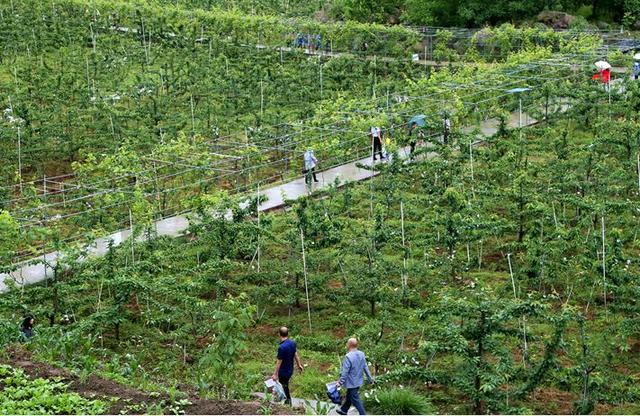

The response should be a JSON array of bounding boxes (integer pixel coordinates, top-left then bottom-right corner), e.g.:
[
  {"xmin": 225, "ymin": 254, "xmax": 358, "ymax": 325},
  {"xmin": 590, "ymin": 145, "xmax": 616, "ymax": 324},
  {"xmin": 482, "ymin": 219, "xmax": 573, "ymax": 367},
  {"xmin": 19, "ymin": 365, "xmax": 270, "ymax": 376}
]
[
  {"xmin": 593, "ymin": 60, "xmax": 611, "ymax": 90},
  {"xmin": 408, "ymin": 115, "xmax": 426, "ymax": 155}
]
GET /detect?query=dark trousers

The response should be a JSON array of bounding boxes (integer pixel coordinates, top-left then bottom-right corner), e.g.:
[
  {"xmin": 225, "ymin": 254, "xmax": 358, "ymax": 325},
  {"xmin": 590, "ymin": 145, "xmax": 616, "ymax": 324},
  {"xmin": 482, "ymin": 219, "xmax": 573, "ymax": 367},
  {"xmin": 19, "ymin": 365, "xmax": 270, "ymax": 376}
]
[
  {"xmin": 341, "ymin": 387, "xmax": 366, "ymax": 415},
  {"xmin": 372, "ymin": 136, "xmax": 383, "ymax": 160},
  {"xmin": 279, "ymin": 375, "xmax": 292, "ymax": 404},
  {"xmin": 305, "ymin": 168, "xmax": 318, "ymax": 184},
  {"xmin": 410, "ymin": 141, "xmax": 416, "ymax": 154}
]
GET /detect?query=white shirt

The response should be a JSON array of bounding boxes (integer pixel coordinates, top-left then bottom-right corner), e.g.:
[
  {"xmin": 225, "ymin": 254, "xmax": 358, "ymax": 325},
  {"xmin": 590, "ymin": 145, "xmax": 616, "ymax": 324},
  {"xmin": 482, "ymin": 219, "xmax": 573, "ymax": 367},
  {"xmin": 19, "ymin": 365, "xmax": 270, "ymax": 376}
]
[{"xmin": 370, "ymin": 127, "xmax": 381, "ymax": 138}]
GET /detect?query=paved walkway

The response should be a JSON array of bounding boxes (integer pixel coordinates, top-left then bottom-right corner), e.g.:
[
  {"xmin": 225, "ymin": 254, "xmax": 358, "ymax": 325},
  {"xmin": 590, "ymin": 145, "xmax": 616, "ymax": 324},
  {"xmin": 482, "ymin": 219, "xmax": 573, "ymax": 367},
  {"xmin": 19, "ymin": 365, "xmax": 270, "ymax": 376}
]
[
  {"xmin": 253, "ymin": 392, "xmax": 357, "ymax": 415},
  {"xmin": 0, "ymin": 99, "xmax": 571, "ymax": 292}
]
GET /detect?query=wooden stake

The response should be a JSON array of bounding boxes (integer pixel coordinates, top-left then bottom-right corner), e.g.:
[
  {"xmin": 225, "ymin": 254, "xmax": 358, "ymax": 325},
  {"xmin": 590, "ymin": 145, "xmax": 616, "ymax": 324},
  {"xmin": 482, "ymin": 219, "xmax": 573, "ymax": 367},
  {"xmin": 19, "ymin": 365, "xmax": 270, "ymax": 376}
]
[
  {"xmin": 300, "ymin": 228, "xmax": 312, "ymax": 331},
  {"xmin": 401, "ymin": 201, "xmax": 407, "ymax": 289},
  {"xmin": 601, "ymin": 215, "xmax": 607, "ymax": 314},
  {"xmin": 256, "ymin": 182, "xmax": 261, "ymax": 273}
]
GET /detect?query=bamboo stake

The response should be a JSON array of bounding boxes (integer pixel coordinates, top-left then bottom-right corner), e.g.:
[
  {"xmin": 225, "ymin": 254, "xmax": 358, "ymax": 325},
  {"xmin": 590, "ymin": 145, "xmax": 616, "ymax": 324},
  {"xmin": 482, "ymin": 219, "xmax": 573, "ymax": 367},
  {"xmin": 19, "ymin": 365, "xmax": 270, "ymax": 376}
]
[
  {"xmin": 256, "ymin": 182, "xmax": 260, "ymax": 273},
  {"xmin": 300, "ymin": 228, "xmax": 312, "ymax": 331},
  {"xmin": 401, "ymin": 201, "xmax": 407, "ymax": 290},
  {"xmin": 637, "ymin": 152, "xmax": 640, "ymax": 192},
  {"xmin": 17, "ymin": 126, "xmax": 22, "ymax": 194},
  {"xmin": 601, "ymin": 215, "xmax": 607, "ymax": 315},
  {"xmin": 129, "ymin": 208, "xmax": 135, "ymax": 264}
]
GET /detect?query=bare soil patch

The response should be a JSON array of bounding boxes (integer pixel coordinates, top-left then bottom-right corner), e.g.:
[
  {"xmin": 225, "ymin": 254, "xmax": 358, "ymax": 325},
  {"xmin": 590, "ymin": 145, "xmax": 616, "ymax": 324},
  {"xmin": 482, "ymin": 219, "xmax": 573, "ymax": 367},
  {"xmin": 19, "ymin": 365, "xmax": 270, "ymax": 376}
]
[{"xmin": 1, "ymin": 346, "xmax": 294, "ymax": 415}]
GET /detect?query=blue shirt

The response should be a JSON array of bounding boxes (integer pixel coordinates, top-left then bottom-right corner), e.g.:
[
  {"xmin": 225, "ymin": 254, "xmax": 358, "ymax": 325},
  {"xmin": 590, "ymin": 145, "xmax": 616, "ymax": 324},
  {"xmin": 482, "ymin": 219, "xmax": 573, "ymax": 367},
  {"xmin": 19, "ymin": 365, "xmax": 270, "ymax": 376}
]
[
  {"xmin": 339, "ymin": 349, "xmax": 373, "ymax": 389},
  {"xmin": 277, "ymin": 339, "xmax": 297, "ymax": 378}
]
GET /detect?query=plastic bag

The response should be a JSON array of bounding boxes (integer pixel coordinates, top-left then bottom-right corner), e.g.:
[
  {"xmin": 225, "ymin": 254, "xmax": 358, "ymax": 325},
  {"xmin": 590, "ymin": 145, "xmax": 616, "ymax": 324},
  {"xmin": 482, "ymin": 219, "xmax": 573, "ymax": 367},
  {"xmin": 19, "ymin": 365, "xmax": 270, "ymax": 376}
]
[
  {"xmin": 273, "ymin": 381, "xmax": 286, "ymax": 401},
  {"xmin": 326, "ymin": 382, "xmax": 342, "ymax": 405},
  {"xmin": 265, "ymin": 378, "xmax": 287, "ymax": 402}
]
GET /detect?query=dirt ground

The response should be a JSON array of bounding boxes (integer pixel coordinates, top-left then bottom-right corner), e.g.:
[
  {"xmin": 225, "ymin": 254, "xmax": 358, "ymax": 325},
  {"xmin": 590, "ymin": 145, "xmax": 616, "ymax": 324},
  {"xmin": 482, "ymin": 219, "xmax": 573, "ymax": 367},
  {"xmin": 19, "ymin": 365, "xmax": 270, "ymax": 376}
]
[{"xmin": 1, "ymin": 346, "xmax": 295, "ymax": 415}]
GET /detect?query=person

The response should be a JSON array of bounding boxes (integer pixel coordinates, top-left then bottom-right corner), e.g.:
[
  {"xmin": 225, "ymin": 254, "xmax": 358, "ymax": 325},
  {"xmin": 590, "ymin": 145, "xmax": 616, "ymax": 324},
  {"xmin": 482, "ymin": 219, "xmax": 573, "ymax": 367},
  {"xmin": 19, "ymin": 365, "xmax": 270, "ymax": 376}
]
[
  {"xmin": 308, "ymin": 33, "xmax": 315, "ymax": 53},
  {"xmin": 408, "ymin": 122, "xmax": 423, "ymax": 155},
  {"xmin": 592, "ymin": 66, "xmax": 611, "ymax": 90},
  {"xmin": 303, "ymin": 149, "xmax": 319, "ymax": 184},
  {"xmin": 370, "ymin": 126, "xmax": 383, "ymax": 161},
  {"xmin": 382, "ymin": 135, "xmax": 392, "ymax": 160},
  {"xmin": 20, "ymin": 315, "xmax": 34, "ymax": 340},
  {"xmin": 443, "ymin": 115, "xmax": 451, "ymax": 144},
  {"xmin": 633, "ymin": 60, "xmax": 640, "ymax": 81},
  {"xmin": 271, "ymin": 327, "xmax": 304, "ymax": 405},
  {"xmin": 335, "ymin": 338, "xmax": 374, "ymax": 415}
]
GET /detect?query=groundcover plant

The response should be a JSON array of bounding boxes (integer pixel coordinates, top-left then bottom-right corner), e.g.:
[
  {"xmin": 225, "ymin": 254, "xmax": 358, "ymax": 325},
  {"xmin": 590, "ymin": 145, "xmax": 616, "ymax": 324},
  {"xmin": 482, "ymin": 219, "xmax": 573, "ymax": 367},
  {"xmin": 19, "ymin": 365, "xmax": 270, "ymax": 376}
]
[{"xmin": 1, "ymin": 0, "xmax": 639, "ymax": 414}]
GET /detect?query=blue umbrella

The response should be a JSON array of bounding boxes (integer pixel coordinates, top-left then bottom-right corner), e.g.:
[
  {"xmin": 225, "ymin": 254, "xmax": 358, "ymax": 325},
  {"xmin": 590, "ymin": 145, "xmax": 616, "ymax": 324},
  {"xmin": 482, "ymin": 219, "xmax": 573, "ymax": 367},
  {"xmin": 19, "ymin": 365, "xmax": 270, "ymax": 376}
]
[{"xmin": 408, "ymin": 114, "xmax": 427, "ymax": 128}]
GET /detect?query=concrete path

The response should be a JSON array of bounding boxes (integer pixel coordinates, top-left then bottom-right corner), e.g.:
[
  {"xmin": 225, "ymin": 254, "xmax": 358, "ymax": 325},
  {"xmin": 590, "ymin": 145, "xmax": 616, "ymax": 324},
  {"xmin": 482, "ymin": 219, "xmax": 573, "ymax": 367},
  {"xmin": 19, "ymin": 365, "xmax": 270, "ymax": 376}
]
[
  {"xmin": 0, "ymin": 103, "xmax": 562, "ymax": 292},
  {"xmin": 253, "ymin": 392, "xmax": 358, "ymax": 415}
]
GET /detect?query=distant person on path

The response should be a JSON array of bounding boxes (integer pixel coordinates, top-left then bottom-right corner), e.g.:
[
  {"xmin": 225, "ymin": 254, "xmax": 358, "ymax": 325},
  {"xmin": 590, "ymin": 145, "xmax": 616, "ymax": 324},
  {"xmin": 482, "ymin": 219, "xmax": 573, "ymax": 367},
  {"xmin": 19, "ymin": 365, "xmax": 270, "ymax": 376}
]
[
  {"xmin": 271, "ymin": 327, "xmax": 304, "ymax": 405},
  {"xmin": 592, "ymin": 66, "xmax": 611, "ymax": 90},
  {"xmin": 20, "ymin": 315, "xmax": 34, "ymax": 340},
  {"xmin": 303, "ymin": 148, "xmax": 319, "ymax": 184},
  {"xmin": 633, "ymin": 59, "xmax": 640, "ymax": 80},
  {"xmin": 336, "ymin": 338, "xmax": 374, "ymax": 415},
  {"xmin": 382, "ymin": 135, "xmax": 392, "ymax": 160},
  {"xmin": 408, "ymin": 121, "xmax": 423, "ymax": 155},
  {"xmin": 370, "ymin": 126, "xmax": 383, "ymax": 161},
  {"xmin": 443, "ymin": 115, "xmax": 451, "ymax": 144},
  {"xmin": 309, "ymin": 34, "xmax": 315, "ymax": 53}
]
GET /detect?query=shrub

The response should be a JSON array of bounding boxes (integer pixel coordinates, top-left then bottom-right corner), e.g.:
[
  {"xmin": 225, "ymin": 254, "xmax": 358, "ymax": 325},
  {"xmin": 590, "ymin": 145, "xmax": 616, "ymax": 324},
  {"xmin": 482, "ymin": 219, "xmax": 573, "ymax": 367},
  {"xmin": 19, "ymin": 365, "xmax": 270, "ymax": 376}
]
[{"xmin": 364, "ymin": 388, "xmax": 436, "ymax": 415}]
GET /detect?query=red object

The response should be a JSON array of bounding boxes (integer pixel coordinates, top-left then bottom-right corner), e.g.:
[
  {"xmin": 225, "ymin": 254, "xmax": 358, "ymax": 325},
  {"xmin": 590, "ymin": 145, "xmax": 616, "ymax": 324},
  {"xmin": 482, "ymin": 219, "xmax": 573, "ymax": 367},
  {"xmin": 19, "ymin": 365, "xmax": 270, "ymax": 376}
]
[{"xmin": 592, "ymin": 68, "xmax": 611, "ymax": 84}]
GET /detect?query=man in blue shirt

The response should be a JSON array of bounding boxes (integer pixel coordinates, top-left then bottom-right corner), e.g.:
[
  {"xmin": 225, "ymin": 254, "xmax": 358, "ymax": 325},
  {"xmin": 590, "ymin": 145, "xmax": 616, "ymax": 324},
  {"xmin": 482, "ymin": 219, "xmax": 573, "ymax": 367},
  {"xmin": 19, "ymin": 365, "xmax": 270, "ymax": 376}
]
[
  {"xmin": 272, "ymin": 327, "xmax": 304, "ymax": 405},
  {"xmin": 336, "ymin": 338, "xmax": 374, "ymax": 415}
]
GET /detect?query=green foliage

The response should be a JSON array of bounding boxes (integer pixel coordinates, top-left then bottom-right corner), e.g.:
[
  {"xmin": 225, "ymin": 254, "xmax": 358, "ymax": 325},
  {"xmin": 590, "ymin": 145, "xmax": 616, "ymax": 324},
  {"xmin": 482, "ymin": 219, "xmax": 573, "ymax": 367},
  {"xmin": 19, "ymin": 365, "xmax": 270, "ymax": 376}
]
[
  {"xmin": 0, "ymin": 210, "xmax": 19, "ymax": 268},
  {"xmin": 364, "ymin": 388, "xmax": 435, "ymax": 415},
  {"xmin": 198, "ymin": 294, "xmax": 256, "ymax": 399},
  {"xmin": 0, "ymin": 365, "xmax": 108, "ymax": 415}
]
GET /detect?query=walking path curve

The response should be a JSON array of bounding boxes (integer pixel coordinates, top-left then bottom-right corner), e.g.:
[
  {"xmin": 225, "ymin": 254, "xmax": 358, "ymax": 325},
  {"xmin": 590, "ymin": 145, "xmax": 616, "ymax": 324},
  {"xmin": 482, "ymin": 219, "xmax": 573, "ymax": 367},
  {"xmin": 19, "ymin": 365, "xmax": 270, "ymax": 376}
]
[{"xmin": 0, "ymin": 109, "xmax": 542, "ymax": 293}]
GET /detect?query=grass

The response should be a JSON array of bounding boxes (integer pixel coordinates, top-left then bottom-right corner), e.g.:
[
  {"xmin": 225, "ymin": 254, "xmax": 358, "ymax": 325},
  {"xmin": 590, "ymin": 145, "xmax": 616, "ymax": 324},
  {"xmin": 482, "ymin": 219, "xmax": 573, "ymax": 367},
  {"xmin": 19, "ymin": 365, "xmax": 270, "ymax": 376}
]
[{"xmin": 364, "ymin": 388, "xmax": 436, "ymax": 415}]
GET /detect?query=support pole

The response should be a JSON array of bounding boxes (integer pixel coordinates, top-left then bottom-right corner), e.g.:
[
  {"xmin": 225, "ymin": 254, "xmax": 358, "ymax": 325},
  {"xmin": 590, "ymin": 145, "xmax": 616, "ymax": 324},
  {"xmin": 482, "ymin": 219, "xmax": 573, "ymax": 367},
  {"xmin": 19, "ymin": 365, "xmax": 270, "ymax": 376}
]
[
  {"xmin": 17, "ymin": 126, "xmax": 22, "ymax": 194},
  {"xmin": 601, "ymin": 215, "xmax": 607, "ymax": 314},
  {"xmin": 300, "ymin": 228, "xmax": 312, "ymax": 331},
  {"xmin": 401, "ymin": 201, "xmax": 407, "ymax": 290},
  {"xmin": 637, "ymin": 152, "xmax": 640, "ymax": 192},
  {"xmin": 256, "ymin": 182, "xmax": 261, "ymax": 273},
  {"xmin": 129, "ymin": 208, "xmax": 135, "ymax": 264}
]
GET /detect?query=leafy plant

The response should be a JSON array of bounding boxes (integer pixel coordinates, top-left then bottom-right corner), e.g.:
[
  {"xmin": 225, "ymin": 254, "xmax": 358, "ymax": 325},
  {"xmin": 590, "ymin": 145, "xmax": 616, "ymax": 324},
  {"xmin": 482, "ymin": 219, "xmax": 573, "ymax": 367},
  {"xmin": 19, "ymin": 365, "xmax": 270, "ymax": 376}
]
[{"xmin": 364, "ymin": 388, "xmax": 435, "ymax": 415}]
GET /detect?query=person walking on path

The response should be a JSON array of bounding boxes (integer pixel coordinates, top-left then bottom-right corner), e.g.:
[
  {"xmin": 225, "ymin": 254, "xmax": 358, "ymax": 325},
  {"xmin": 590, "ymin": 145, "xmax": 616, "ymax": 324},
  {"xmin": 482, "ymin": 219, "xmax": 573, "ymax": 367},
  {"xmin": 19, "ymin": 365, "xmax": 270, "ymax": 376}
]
[
  {"xmin": 303, "ymin": 149, "xmax": 319, "ymax": 185},
  {"xmin": 272, "ymin": 327, "xmax": 304, "ymax": 405},
  {"xmin": 443, "ymin": 115, "xmax": 451, "ymax": 145},
  {"xmin": 408, "ymin": 122, "xmax": 423, "ymax": 155},
  {"xmin": 370, "ymin": 126, "xmax": 383, "ymax": 161},
  {"xmin": 633, "ymin": 59, "xmax": 640, "ymax": 81},
  {"xmin": 336, "ymin": 338, "xmax": 374, "ymax": 415}
]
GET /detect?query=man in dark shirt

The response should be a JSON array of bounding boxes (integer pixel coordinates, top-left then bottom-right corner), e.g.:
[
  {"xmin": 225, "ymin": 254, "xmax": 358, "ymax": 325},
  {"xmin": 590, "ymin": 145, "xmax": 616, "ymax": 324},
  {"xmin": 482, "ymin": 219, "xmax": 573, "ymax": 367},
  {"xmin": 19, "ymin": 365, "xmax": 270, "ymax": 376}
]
[{"xmin": 272, "ymin": 327, "xmax": 304, "ymax": 405}]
